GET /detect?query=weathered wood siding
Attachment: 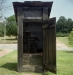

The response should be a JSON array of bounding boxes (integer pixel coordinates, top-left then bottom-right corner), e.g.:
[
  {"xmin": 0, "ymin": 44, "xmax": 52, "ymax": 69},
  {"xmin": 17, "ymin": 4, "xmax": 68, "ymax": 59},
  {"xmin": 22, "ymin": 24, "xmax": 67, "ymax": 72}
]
[
  {"xmin": 17, "ymin": 7, "xmax": 23, "ymax": 72},
  {"xmin": 42, "ymin": 17, "xmax": 56, "ymax": 73}
]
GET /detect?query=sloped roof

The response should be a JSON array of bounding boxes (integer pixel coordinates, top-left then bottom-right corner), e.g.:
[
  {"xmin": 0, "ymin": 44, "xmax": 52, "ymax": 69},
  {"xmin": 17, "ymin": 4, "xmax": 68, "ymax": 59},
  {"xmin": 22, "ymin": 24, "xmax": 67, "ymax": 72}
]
[{"xmin": 13, "ymin": 1, "xmax": 53, "ymax": 22}]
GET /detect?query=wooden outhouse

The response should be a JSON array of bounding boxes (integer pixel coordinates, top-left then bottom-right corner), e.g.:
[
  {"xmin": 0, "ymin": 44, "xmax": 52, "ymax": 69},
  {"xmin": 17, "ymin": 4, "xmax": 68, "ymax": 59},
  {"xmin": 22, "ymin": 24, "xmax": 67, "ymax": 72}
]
[{"xmin": 13, "ymin": 1, "xmax": 56, "ymax": 73}]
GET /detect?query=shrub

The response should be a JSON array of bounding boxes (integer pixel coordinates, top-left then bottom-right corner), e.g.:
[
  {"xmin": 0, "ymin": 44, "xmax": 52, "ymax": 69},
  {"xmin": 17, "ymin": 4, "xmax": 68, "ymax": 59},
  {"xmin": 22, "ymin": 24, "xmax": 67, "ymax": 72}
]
[
  {"xmin": 56, "ymin": 32, "xmax": 69, "ymax": 37},
  {"xmin": 68, "ymin": 29, "xmax": 73, "ymax": 46}
]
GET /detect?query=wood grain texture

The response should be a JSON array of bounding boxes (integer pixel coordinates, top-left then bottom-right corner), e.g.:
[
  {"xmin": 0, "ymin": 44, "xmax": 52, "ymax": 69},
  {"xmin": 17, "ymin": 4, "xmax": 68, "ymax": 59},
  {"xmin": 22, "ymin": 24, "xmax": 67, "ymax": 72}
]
[
  {"xmin": 42, "ymin": 17, "xmax": 56, "ymax": 73},
  {"xmin": 17, "ymin": 7, "xmax": 23, "ymax": 72}
]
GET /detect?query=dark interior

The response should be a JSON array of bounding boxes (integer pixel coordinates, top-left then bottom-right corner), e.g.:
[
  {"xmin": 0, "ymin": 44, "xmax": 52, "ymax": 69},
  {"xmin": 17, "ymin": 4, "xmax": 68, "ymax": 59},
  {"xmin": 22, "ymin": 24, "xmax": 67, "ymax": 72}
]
[{"xmin": 23, "ymin": 22, "xmax": 43, "ymax": 53}]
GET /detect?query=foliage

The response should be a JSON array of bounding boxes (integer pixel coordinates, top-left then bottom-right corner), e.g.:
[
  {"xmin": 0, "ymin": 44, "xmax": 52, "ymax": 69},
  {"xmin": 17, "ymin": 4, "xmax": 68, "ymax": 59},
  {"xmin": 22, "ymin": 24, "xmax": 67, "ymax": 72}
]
[
  {"xmin": 56, "ymin": 16, "xmax": 73, "ymax": 37},
  {"xmin": 6, "ymin": 15, "xmax": 17, "ymax": 38},
  {"xmin": 56, "ymin": 32, "xmax": 69, "ymax": 37},
  {"xmin": 68, "ymin": 28, "xmax": 73, "ymax": 46},
  {"xmin": 0, "ymin": 15, "xmax": 17, "ymax": 38},
  {"xmin": 56, "ymin": 16, "xmax": 67, "ymax": 33}
]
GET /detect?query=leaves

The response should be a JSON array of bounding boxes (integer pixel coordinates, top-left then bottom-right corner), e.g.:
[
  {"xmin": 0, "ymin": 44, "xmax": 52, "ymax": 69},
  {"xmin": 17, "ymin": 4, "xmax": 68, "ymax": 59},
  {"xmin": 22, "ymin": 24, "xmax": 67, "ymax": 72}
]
[
  {"xmin": 69, "ymin": 28, "xmax": 73, "ymax": 46},
  {"xmin": 56, "ymin": 16, "xmax": 73, "ymax": 37},
  {"xmin": 6, "ymin": 15, "xmax": 17, "ymax": 37}
]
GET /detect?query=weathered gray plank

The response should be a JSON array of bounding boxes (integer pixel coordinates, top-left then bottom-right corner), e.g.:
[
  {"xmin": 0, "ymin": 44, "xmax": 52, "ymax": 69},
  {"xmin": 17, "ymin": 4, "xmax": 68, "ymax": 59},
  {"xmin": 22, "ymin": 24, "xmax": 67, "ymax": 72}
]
[
  {"xmin": 17, "ymin": 7, "xmax": 23, "ymax": 72},
  {"xmin": 23, "ymin": 11, "xmax": 42, "ymax": 19},
  {"xmin": 23, "ymin": 19, "xmax": 42, "ymax": 22},
  {"xmin": 43, "ymin": 7, "xmax": 48, "ymax": 20},
  {"xmin": 42, "ymin": 17, "xmax": 56, "ymax": 29},
  {"xmin": 42, "ymin": 17, "xmax": 56, "ymax": 73},
  {"xmin": 22, "ymin": 7, "xmax": 42, "ymax": 11}
]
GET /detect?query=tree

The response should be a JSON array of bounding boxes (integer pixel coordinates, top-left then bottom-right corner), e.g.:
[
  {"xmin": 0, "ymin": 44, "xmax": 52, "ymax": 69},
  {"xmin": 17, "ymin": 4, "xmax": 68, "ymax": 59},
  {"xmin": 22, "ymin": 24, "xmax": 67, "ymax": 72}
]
[
  {"xmin": 0, "ymin": 0, "xmax": 7, "ymax": 20},
  {"xmin": 68, "ymin": 28, "xmax": 73, "ymax": 46},
  {"xmin": 56, "ymin": 16, "xmax": 67, "ymax": 36},
  {"xmin": 56, "ymin": 16, "xmax": 73, "ymax": 37},
  {"xmin": 56, "ymin": 16, "xmax": 67, "ymax": 33},
  {"xmin": 0, "ymin": 0, "xmax": 11, "ymax": 21},
  {"xmin": 6, "ymin": 15, "xmax": 17, "ymax": 39},
  {"xmin": 66, "ymin": 18, "xmax": 73, "ymax": 33}
]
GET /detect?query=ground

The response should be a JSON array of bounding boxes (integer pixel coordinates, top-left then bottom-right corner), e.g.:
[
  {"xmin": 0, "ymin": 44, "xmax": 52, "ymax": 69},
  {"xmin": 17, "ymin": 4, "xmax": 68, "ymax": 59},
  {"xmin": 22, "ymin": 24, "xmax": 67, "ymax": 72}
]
[
  {"xmin": 0, "ymin": 38, "xmax": 73, "ymax": 57},
  {"xmin": 0, "ymin": 50, "xmax": 14, "ymax": 57},
  {"xmin": 56, "ymin": 39, "xmax": 68, "ymax": 48},
  {"xmin": 0, "ymin": 50, "xmax": 73, "ymax": 75},
  {"xmin": 0, "ymin": 37, "xmax": 73, "ymax": 75},
  {"xmin": 0, "ymin": 36, "xmax": 17, "ymax": 44}
]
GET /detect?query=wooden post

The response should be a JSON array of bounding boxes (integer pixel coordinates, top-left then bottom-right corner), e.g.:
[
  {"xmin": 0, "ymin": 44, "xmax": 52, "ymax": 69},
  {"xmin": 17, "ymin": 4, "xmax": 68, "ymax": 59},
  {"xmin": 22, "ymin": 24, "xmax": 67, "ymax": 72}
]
[
  {"xmin": 42, "ymin": 17, "xmax": 56, "ymax": 73},
  {"xmin": 17, "ymin": 7, "xmax": 23, "ymax": 72},
  {"xmin": 42, "ymin": 7, "xmax": 49, "ymax": 72}
]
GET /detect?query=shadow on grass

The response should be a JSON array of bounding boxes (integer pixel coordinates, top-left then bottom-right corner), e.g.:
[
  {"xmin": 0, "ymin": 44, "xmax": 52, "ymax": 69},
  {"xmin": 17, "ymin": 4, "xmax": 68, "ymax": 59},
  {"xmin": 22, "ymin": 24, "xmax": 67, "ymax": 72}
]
[
  {"xmin": 1, "ymin": 39, "xmax": 16, "ymax": 40},
  {"xmin": 0, "ymin": 63, "xmax": 17, "ymax": 71},
  {"xmin": 65, "ymin": 51, "xmax": 73, "ymax": 53},
  {"xmin": 0, "ymin": 63, "xmax": 49, "ymax": 75},
  {"xmin": 42, "ymin": 73, "xmax": 48, "ymax": 75},
  {"xmin": 0, "ymin": 49, "xmax": 3, "ymax": 51}
]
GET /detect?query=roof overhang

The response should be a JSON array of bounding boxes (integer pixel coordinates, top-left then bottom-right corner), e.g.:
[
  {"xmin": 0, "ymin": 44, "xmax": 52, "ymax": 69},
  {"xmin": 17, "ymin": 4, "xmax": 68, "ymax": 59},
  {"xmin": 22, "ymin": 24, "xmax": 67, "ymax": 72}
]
[{"xmin": 13, "ymin": 1, "xmax": 53, "ymax": 22}]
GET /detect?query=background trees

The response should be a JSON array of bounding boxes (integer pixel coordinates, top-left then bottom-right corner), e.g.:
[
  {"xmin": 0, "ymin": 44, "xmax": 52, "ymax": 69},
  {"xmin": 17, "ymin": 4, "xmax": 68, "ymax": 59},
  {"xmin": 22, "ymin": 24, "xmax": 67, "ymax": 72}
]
[
  {"xmin": 56, "ymin": 16, "xmax": 73, "ymax": 46},
  {"xmin": 68, "ymin": 29, "xmax": 73, "ymax": 46},
  {"xmin": 0, "ymin": 15, "xmax": 73, "ymax": 44},
  {"xmin": 0, "ymin": 15, "xmax": 17, "ymax": 39},
  {"xmin": 6, "ymin": 15, "xmax": 17, "ymax": 39},
  {"xmin": 56, "ymin": 16, "xmax": 73, "ymax": 37}
]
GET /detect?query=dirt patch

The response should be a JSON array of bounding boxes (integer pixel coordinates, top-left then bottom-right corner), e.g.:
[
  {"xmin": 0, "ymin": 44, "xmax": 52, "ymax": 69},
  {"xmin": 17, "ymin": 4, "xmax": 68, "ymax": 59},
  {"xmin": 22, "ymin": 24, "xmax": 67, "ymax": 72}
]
[
  {"xmin": 0, "ymin": 50, "xmax": 14, "ymax": 57},
  {"xmin": 56, "ymin": 39, "xmax": 68, "ymax": 48}
]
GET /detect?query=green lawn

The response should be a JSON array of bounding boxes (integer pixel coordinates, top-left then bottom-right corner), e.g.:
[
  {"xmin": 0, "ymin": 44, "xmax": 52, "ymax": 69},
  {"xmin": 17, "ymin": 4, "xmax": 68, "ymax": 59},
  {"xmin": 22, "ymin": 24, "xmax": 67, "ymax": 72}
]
[
  {"xmin": 0, "ymin": 36, "xmax": 17, "ymax": 44},
  {"xmin": 56, "ymin": 37, "xmax": 73, "ymax": 47},
  {"xmin": 0, "ymin": 50, "xmax": 73, "ymax": 75}
]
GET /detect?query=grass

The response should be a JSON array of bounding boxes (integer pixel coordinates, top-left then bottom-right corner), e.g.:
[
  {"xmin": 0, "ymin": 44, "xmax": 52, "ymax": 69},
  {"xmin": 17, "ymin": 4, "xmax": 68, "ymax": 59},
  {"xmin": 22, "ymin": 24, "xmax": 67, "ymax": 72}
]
[
  {"xmin": 0, "ymin": 36, "xmax": 17, "ymax": 44},
  {"xmin": 0, "ymin": 50, "xmax": 73, "ymax": 75},
  {"xmin": 56, "ymin": 37, "xmax": 73, "ymax": 47},
  {"xmin": 0, "ymin": 50, "xmax": 19, "ymax": 75}
]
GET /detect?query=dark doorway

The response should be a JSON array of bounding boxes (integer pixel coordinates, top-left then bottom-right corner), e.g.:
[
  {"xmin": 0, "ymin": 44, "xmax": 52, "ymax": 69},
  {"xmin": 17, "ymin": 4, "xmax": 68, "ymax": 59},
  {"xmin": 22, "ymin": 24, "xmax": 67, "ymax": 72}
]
[{"xmin": 23, "ymin": 22, "xmax": 43, "ymax": 53}]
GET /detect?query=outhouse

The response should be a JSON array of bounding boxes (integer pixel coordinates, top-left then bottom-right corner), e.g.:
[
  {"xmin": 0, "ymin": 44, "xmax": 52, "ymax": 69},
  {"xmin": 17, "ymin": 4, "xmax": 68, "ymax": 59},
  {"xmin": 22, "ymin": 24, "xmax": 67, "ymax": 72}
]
[{"xmin": 13, "ymin": 1, "xmax": 56, "ymax": 73}]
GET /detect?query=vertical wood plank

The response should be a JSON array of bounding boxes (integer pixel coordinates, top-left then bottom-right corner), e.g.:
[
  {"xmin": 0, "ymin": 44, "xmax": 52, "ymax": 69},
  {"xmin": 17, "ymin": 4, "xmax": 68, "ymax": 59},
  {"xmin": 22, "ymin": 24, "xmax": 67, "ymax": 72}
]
[
  {"xmin": 42, "ymin": 7, "xmax": 49, "ymax": 70},
  {"xmin": 42, "ymin": 17, "xmax": 56, "ymax": 73},
  {"xmin": 43, "ymin": 7, "xmax": 48, "ymax": 20},
  {"xmin": 45, "ymin": 28, "xmax": 48, "ymax": 64},
  {"xmin": 17, "ymin": 7, "xmax": 23, "ymax": 72},
  {"xmin": 43, "ymin": 29, "xmax": 45, "ymax": 64},
  {"xmin": 52, "ymin": 23, "xmax": 56, "ymax": 70},
  {"xmin": 49, "ymin": 27, "xmax": 53, "ymax": 64}
]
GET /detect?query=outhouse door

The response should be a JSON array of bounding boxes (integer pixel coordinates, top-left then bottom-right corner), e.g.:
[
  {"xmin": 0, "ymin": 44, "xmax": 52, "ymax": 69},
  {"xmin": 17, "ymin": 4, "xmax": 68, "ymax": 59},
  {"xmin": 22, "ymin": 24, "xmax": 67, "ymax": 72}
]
[{"xmin": 42, "ymin": 17, "xmax": 56, "ymax": 73}]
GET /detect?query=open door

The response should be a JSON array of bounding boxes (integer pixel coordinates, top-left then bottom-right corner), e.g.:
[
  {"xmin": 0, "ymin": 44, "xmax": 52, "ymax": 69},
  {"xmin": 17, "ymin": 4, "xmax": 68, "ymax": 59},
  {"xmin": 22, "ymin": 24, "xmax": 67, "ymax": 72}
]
[{"xmin": 42, "ymin": 17, "xmax": 56, "ymax": 73}]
